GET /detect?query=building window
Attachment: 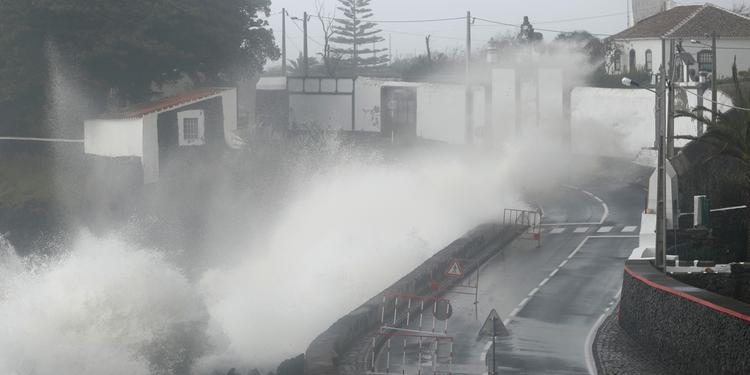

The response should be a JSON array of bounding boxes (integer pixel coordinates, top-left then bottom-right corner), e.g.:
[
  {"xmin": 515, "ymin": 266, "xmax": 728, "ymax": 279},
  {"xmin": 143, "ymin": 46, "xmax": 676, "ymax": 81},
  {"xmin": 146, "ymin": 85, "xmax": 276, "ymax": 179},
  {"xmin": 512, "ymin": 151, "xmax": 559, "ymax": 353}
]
[
  {"xmin": 177, "ymin": 110, "xmax": 205, "ymax": 146},
  {"xmin": 183, "ymin": 118, "xmax": 199, "ymax": 141},
  {"xmin": 613, "ymin": 50, "xmax": 622, "ymax": 72},
  {"xmin": 645, "ymin": 50, "xmax": 653, "ymax": 72},
  {"xmin": 697, "ymin": 50, "xmax": 713, "ymax": 72}
]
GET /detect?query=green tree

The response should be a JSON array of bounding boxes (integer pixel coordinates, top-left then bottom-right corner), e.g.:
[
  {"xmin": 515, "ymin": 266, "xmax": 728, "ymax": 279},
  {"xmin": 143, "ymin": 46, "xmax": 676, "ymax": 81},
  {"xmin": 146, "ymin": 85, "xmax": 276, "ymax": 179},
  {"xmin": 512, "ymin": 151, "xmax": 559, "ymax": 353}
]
[
  {"xmin": 330, "ymin": 0, "xmax": 388, "ymax": 72},
  {"xmin": 0, "ymin": 0, "xmax": 279, "ymax": 135},
  {"xmin": 678, "ymin": 60, "xmax": 750, "ymax": 260}
]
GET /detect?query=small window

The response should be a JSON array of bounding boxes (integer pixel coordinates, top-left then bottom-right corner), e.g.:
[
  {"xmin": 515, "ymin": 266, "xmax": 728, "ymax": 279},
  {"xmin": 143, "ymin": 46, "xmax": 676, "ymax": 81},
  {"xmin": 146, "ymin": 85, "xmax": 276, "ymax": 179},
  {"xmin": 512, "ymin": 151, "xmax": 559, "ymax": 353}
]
[
  {"xmin": 177, "ymin": 110, "xmax": 205, "ymax": 146},
  {"xmin": 613, "ymin": 50, "xmax": 622, "ymax": 73},
  {"xmin": 183, "ymin": 118, "xmax": 199, "ymax": 141},
  {"xmin": 697, "ymin": 50, "xmax": 713, "ymax": 72},
  {"xmin": 645, "ymin": 50, "xmax": 653, "ymax": 72}
]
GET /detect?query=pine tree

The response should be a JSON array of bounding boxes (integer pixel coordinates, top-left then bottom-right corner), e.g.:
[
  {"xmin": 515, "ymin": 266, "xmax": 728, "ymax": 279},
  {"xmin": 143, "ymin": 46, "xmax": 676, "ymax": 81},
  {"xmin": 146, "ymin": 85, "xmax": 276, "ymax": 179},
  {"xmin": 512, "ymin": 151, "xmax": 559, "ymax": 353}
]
[{"xmin": 330, "ymin": 0, "xmax": 388, "ymax": 71}]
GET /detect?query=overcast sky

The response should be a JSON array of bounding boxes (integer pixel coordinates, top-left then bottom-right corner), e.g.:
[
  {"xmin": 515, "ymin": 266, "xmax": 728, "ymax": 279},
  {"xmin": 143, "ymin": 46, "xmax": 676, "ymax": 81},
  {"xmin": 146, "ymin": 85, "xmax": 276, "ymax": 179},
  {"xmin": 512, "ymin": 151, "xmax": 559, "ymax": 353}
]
[{"xmin": 263, "ymin": 0, "xmax": 744, "ymax": 67}]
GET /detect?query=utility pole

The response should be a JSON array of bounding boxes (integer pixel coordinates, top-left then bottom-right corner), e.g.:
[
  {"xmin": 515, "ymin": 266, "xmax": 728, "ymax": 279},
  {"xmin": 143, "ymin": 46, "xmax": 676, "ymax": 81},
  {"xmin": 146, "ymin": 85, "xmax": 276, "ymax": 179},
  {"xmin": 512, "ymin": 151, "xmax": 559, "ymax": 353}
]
[
  {"xmin": 711, "ymin": 32, "xmax": 718, "ymax": 124},
  {"xmin": 667, "ymin": 39, "xmax": 676, "ymax": 157},
  {"xmin": 491, "ymin": 315, "xmax": 496, "ymax": 375},
  {"xmin": 282, "ymin": 8, "xmax": 287, "ymax": 76},
  {"xmin": 465, "ymin": 10, "xmax": 473, "ymax": 144},
  {"xmin": 303, "ymin": 11, "xmax": 309, "ymax": 77},
  {"xmin": 656, "ymin": 39, "xmax": 668, "ymax": 271}
]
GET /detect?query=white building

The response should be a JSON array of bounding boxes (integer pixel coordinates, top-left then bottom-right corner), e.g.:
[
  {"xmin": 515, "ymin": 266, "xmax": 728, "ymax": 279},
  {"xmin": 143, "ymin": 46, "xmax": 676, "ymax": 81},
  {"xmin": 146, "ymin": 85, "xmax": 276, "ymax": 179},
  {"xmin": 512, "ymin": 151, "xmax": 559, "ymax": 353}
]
[
  {"xmin": 84, "ymin": 88, "xmax": 238, "ymax": 184},
  {"xmin": 610, "ymin": 4, "xmax": 750, "ymax": 80}
]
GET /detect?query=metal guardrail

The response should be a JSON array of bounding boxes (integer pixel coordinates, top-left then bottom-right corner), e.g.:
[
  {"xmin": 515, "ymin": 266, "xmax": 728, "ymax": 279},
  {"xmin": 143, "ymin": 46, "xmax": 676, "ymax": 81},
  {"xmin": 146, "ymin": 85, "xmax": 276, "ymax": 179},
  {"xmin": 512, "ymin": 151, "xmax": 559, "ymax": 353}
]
[{"xmin": 503, "ymin": 208, "xmax": 542, "ymax": 247}]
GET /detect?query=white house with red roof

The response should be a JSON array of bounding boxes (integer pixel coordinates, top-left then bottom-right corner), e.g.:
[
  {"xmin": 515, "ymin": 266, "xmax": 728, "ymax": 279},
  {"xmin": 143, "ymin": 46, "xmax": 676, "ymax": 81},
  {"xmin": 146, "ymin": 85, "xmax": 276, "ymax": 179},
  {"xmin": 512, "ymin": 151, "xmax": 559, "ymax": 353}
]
[
  {"xmin": 84, "ymin": 87, "xmax": 238, "ymax": 184},
  {"xmin": 610, "ymin": 3, "xmax": 750, "ymax": 81}
]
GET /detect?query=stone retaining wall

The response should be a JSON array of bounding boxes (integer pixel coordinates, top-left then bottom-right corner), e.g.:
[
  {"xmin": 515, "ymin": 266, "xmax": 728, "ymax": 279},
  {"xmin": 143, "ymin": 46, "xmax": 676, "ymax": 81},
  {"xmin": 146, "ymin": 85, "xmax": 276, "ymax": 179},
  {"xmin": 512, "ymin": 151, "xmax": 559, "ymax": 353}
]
[
  {"xmin": 619, "ymin": 260, "xmax": 750, "ymax": 375},
  {"xmin": 304, "ymin": 223, "xmax": 521, "ymax": 375}
]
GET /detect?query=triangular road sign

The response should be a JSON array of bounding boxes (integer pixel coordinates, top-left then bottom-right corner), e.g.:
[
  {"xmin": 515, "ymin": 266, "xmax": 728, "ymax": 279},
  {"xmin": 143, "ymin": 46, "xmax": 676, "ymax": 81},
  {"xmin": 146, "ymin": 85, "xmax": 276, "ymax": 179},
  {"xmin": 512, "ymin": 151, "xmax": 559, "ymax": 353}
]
[
  {"xmin": 445, "ymin": 259, "xmax": 464, "ymax": 277},
  {"xmin": 477, "ymin": 309, "xmax": 509, "ymax": 338}
]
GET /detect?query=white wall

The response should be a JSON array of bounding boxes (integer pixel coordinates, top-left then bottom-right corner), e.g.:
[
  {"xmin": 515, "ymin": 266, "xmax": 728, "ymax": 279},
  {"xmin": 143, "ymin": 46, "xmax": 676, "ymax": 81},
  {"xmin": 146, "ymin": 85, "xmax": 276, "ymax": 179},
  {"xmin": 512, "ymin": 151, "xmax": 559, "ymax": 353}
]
[
  {"xmin": 219, "ymin": 88, "xmax": 238, "ymax": 146},
  {"xmin": 84, "ymin": 118, "xmax": 144, "ymax": 157},
  {"xmin": 613, "ymin": 38, "xmax": 750, "ymax": 79},
  {"xmin": 682, "ymin": 39, "xmax": 750, "ymax": 79},
  {"xmin": 354, "ymin": 77, "xmax": 386, "ymax": 132},
  {"xmin": 538, "ymin": 68, "xmax": 565, "ymax": 136},
  {"xmin": 571, "ymin": 87, "xmax": 734, "ymax": 158},
  {"xmin": 141, "ymin": 113, "xmax": 159, "ymax": 184},
  {"xmin": 289, "ymin": 94, "xmax": 352, "ymax": 131},
  {"xmin": 492, "ymin": 69, "xmax": 516, "ymax": 144}
]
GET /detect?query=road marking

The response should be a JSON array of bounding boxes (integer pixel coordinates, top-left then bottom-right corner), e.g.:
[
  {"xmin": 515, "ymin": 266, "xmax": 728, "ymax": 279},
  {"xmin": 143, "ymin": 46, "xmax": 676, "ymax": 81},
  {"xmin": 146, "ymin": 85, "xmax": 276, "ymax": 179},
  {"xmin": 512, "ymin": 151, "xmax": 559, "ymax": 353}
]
[
  {"xmin": 621, "ymin": 225, "xmax": 638, "ymax": 233},
  {"xmin": 549, "ymin": 269, "xmax": 559, "ymax": 277},
  {"xmin": 543, "ymin": 186, "xmax": 609, "ymax": 226},
  {"xmin": 528, "ymin": 287, "xmax": 539, "ymax": 297},
  {"xmin": 539, "ymin": 277, "xmax": 550, "ymax": 286},
  {"xmin": 509, "ymin": 307, "xmax": 520, "ymax": 317},
  {"xmin": 559, "ymin": 259, "xmax": 569, "ymax": 267},
  {"xmin": 596, "ymin": 226, "xmax": 613, "ymax": 233},
  {"xmin": 574, "ymin": 227, "xmax": 589, "ymax": 233},
  {"xmin": 549, "ymin": 228, "xmax": 565, "ymax": 234},
  {"xmin": 519, "ymin": 297, "xmax": 530, "ymax": 307}
]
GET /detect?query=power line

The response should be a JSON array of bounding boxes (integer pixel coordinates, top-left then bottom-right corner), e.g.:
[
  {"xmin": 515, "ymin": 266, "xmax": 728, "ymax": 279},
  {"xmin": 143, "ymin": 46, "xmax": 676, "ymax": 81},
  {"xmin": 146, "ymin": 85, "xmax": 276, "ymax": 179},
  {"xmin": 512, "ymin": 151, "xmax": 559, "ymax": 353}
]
[
  {"xmin": 684, "ymin": 89, "xmax": 750, "ymax": 112},
  {"xmin": 319, "ymin": 15, "xmax": 464, "ymax": 23},
  {"xmin": 535, "ymin": 12, "xmax": 627, "ymax": 24},
  {"xmin": 289, "ymin": 17, "xmax": 326, "ymax": 48},
  {"xmin": 473, "ymin": 17, "xmax": 612, "ymax": 37}
]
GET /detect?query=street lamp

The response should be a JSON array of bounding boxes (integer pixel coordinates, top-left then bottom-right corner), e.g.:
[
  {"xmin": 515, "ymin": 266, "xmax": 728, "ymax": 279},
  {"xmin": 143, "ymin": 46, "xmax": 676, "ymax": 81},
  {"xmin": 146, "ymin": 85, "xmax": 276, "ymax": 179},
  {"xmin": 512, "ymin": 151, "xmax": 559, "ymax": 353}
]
[{"xmin": 622, "ymin": 73, "xmax": 668, "ymax": 271}]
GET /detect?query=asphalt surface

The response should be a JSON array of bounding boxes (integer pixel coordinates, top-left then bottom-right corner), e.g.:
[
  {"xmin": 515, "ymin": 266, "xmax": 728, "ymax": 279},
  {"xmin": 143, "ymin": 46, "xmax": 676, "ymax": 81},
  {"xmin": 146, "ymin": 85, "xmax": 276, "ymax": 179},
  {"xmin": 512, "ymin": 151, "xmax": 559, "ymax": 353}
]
[{"xmin": 372, "ymin": 166, "xmax": 648, "ymax": 374}]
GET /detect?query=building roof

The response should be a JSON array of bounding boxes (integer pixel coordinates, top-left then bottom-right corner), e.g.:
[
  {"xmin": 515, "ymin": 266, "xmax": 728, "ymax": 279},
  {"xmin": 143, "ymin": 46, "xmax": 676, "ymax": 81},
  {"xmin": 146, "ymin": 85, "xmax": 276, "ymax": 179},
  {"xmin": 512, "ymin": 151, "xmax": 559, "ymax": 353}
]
[
  {"xmin": 612, "ymin": 4, "xmax": 750, "ymax": 40},
  {"xmin": 257, "ymin": 76, "xmax": 287, "ymax": 91},
  {"xmin": 107, "ymin": 87, "xmax": 230, "ymax": 119}
]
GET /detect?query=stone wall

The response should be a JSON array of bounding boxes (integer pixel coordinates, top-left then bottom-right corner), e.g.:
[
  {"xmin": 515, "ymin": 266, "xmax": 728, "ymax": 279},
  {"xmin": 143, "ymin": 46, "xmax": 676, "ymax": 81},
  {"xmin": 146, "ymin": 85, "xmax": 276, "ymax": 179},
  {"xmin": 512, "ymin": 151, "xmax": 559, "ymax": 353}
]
[
  {"xmin": 303, "ymin": 223, "xmax": 521, "ymax": 375},
  {"xmin": 620, "ymin": 260, "xmax": 750, "ymax": 375}
]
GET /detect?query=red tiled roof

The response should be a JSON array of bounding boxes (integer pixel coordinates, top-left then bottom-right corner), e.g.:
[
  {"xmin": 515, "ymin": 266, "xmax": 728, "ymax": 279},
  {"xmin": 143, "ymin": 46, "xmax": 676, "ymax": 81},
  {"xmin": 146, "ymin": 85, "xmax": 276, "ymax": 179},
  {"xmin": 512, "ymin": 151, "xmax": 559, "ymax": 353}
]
[
  {"xmin": 612, "ymin": 4, "xmax": 750, "ymax": 40},
  {"xmin": 108, "ymin": 88, "xmax": 227, "ymax": 119}
]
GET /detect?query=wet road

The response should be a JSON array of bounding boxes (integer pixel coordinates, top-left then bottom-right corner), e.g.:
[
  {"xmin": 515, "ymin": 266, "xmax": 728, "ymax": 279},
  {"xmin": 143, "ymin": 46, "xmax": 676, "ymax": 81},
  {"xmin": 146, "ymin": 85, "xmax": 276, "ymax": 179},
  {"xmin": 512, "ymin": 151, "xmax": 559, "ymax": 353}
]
[{"xmin": 373, "ymin": 170, "xmax": 647, "ymax": 374}]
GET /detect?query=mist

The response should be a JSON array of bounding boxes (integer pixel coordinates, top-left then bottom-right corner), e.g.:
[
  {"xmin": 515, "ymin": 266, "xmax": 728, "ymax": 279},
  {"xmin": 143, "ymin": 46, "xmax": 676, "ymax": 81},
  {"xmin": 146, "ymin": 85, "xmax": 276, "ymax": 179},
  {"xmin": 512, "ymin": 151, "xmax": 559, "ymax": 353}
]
[{"xmin": 0, "ymin": 35, "xmax": 637, "ymax": 375}]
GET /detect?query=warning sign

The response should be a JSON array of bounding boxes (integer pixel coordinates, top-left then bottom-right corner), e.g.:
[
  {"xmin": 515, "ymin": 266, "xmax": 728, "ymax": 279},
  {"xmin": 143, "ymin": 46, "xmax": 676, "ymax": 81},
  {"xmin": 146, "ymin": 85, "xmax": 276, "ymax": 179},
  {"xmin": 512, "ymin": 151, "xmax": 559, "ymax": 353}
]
[
  {"xmin": 477, "ymin": 309, "xmax": 509, "ymax": 338},
  {"xmin": 445, "ymin": 259, "xmax": 464, "ymax": 277}
]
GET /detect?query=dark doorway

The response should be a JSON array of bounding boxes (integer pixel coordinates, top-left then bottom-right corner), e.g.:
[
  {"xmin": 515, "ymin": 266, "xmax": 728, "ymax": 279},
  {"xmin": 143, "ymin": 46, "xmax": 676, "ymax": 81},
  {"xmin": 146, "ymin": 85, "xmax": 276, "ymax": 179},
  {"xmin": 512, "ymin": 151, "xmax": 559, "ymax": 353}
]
[
  {"xmin": 381, "ymin": 87, "xmax": 417, "ymax": 141},
  {"xmin": 629, "ymin": 49, "xmax": 637, "ymax": 73}
]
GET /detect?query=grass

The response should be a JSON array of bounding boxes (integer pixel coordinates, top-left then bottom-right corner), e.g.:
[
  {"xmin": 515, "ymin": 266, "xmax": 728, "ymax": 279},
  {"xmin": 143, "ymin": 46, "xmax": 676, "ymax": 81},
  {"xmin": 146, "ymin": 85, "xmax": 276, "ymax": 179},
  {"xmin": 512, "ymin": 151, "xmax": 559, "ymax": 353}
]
[{"xmin": 0, "ymin": 152, "xmax": 57, "ymax": 210}]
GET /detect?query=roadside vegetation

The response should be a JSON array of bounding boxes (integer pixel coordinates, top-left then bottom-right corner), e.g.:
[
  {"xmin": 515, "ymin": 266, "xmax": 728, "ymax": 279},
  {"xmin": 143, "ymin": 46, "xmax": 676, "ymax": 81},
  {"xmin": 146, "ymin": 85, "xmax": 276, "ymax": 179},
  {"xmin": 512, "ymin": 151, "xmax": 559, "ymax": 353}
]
[{"xmin": 676, "ymin": 60, "xmax": 750, "ymax": 262}]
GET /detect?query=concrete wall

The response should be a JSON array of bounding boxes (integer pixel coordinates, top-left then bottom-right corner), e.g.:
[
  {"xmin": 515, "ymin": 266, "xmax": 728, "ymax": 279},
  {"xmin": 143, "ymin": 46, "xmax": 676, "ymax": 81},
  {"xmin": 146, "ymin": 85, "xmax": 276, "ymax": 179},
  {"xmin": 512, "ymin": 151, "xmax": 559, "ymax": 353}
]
[
  {"xmin": 84, "ymin": 118, "xmax": 144, "ymax": 157},
  {"xmin": 620, "ymin": 260, "xmax": 750, "ymax": 375},
  {"xmin": 304, "ymin": 224, "xmax": 522, "ymax": 375},
  {"xmin": 290, "ymin": 94, "xmax": 353, "ymax": 130}
]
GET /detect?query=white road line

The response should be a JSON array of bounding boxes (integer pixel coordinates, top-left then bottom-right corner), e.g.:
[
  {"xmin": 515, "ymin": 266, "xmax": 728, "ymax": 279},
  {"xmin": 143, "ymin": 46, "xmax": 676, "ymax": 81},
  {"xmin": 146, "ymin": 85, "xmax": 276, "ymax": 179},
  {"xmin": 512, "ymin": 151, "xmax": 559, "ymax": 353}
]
[
  {"xmin": 621, "ymin": 226, "xmax": 638, "ymax": 233},
  {"xmin": 542, "ymin": 222, "xmax": 599, "ymax": 226},
  {"xmin": 502, "ymin": 318, "xmax": 510, "ymax": 326},
  {"xmin": 528, "ymin": 287, "xmax": 539, "ymax": 297},
  {"xmin": 549, "ymin": 228, "xmax": 565, "ymax": 234},
  {"xmin": 549, "ymin": 269, "xmax": 559, "ymax": 277},
  {"xmin": 509, "ymin": 307, "xmax": 520, "ymax": 317},
  {"xmin": 560, "ymin": 186, "xmax": 610, "ymax": 225},
  {"xmin": 519, "ymin": 297, "xmax": 530, "ymax": 307},
  {"xmin": 596, "ymin": 226, "xmax": 613, "ymax": 233},
  {"xmin": 574, "ymin": 227, "xmax": 589, "ymax": 233},
  {"xmin": 559, "ymin": 259, "xmax": 568, "ymax": 267},
  {"xmin": 0, "ymin": 137, "xmax": 84, "ymax": 143},
  {"xmin": 539, "ymin": 277, "xmax": 550, "ymax": 286},
  {"xmin": 584, "ymin": 312, "xmax": 609, "ymax": 375}
]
